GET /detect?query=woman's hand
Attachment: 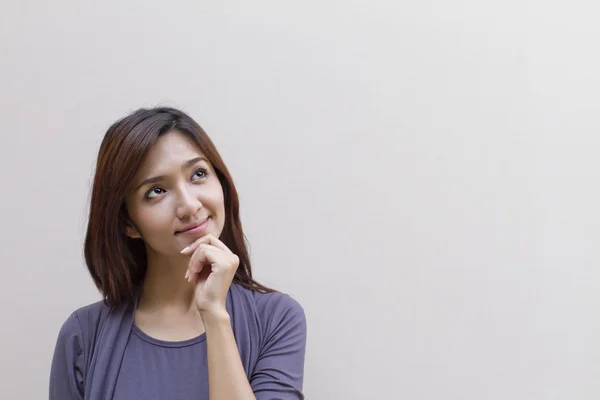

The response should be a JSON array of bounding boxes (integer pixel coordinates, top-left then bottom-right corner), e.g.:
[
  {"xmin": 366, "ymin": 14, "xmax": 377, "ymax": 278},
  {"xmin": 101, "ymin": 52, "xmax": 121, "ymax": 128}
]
[{"xmin": 180, "ymin": 233, "xmax": 239, "ymax": 316}]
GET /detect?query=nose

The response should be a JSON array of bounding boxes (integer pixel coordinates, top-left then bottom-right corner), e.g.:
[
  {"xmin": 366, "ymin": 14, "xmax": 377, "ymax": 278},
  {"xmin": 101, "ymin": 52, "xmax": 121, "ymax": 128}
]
[{"xmin": 175, "ymin": 186, "xmax": 202, "ymax": 220}]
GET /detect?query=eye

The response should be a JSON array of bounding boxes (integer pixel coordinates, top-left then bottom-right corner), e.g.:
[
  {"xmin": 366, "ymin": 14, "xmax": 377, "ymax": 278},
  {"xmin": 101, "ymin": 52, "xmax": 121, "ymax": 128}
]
[
  {"xmin": 145, "ymin": 186, "xmax": 165, "ymax": 199},
  {"xmin": 192, "ymin": 167, "xmax": 208, "ymax": 181}
]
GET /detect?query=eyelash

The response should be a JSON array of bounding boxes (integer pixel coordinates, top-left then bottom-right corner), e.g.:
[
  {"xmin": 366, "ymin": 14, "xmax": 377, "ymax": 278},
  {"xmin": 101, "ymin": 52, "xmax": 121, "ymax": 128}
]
[{"xmin": 144, "ymin": 167, "xmax": 209, "ymax": 200}]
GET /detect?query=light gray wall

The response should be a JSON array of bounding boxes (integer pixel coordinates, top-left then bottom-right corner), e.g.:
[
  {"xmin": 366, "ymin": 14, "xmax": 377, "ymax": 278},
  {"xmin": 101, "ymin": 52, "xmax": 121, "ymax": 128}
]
[{"xmin": 1, "ymin": 1, "xmax": 598, "ymax": 399}]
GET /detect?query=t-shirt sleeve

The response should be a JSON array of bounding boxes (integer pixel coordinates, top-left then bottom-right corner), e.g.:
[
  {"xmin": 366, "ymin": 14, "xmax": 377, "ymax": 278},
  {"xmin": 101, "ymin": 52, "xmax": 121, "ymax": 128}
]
[
  {"xmin": 49, "ymin": 311, "xmax": 85, "ymax": 400},
  {"xmin": 250, "ymin": 293, "xmax": 307, "ymax": 400}
]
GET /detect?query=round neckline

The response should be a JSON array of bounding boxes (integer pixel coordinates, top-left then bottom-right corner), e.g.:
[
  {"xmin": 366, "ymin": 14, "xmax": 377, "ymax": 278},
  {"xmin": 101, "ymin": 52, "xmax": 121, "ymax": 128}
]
[
  {"xmin": 130, "ymin": 295, "xmax": 207, "ymax": 348},
  {"xmin": 131, "ymin": 323, "xmax": 206, "ymax": 348}
]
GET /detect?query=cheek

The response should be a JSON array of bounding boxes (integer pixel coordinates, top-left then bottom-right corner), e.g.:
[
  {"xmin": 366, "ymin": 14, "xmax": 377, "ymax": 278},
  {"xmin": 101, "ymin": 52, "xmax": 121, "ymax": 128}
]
[
  {"xmin": 133, "ymin": 204, "xmax": 173, "ymax": 238},
  {"xmin": 212, "ymin": 188, "xmax": 226, "ymax": 216},
  {"xmin": 203, "ymin": 180, "xmax": 225, "ymax": 210},
  {"xmin": 204, "ymin": 185, "xmax": 226, "ymax": 228}
]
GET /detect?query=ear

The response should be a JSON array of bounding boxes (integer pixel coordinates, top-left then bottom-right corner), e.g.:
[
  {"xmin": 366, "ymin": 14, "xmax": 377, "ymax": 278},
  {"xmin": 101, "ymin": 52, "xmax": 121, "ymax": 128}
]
[{"xmin": 125, "ymin": 220, "xmax": 142, "ymax": 239}]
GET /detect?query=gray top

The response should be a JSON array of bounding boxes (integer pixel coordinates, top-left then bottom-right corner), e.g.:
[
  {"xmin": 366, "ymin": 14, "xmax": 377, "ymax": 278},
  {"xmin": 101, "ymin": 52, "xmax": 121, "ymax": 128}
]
[
  {"xmin": 113, "ymin": 324, "xmax": 210, "ymax": 399},
  {"xmin": 49, "ymin": 284, "xmax": 307, "ymax": 400}
]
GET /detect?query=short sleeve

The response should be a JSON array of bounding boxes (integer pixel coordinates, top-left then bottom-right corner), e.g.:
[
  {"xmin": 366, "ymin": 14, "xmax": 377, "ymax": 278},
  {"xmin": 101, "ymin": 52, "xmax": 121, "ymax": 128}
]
[
  {"xmin": 250, "ymin": 293, "xmax": 307, "ymax": 400},
  {"xmin": 49, "ymin": 312, "xmax": 85, "ymax": 400}
]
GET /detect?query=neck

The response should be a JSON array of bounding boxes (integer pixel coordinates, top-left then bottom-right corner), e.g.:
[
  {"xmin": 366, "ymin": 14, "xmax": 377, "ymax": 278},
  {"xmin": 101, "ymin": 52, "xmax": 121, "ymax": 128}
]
[{"xmin": 138, "ymin": 249, "xmax": 196, "ymax": 314}]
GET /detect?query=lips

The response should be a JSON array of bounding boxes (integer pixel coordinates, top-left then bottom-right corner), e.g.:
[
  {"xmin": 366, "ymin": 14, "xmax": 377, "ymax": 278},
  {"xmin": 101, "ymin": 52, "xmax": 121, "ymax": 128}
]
[{"xmin": 176, "ymin": 217, "xmax": 210, "ymax": 234}]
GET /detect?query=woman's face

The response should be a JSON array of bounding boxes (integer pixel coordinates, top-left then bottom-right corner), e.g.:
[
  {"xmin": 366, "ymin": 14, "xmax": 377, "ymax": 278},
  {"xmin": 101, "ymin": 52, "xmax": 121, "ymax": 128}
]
[{"xmin": 124, "ymin": 130, "xmax": 226, "ymax": 256}]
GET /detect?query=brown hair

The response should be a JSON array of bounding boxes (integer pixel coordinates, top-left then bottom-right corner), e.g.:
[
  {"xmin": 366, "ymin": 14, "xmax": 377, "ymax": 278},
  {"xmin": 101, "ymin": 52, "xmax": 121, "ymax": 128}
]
[{"xmin": 84, "ymin": 107, "xmax": 274, "ymax": 307}]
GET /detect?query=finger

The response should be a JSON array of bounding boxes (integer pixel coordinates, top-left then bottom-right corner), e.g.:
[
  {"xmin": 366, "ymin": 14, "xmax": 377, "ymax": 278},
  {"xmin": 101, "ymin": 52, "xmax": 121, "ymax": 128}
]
[
  {"xmin": 186, "ymin": 258, "xmax": 207, "ymax": 277},
  {"xmin": 187, "ymin": 233, "xmax": 230, "ymax": 254},
  {"xmin": 195, "ymin": 244, "xmax": 226, "ymax": 268},
  {"xmin": 187, "ymin": 243, "xmax": 226, "ymax": 272},
  {"xmin": 187, "ymin": 261, "xmax": 205, "ymax": 282},
  {"xmin": 186, "ymin": 246, "xmax": 220, "ymax": 282},
  {"xmin": 180, "ymin": 235, "xmax": 212, "ymax": 255},
  {"xmin": 186, "ymin": 245, "xmax": 211, "ymax": 281},
  {"xmin": 180, "ymin": 233, "xmax": 228, "ymax": 255},
  {"xmin": 188, "ymin": 247, "xmax": 210, "ymax": 274},
  {"xmin": 189, "ymin": 263, "xmax": 210, "ymax": 284},
  {"xmin": 201, "ymin": 244, "xmax": 240, "ymax": 274},
  {"xmin": 201, "ymin": 234, "xmax": 230, "ymax": 253}
]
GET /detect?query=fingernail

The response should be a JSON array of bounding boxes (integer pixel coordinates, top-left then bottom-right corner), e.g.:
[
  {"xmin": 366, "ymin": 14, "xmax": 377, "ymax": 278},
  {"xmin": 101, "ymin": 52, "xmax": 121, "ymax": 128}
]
[
  {"xmin": 181, "ymin": 245, "xmax": 190, "ymax": 254},
  {"xmin": 184, "ymin": 270, "xmax": 190, "ymax": 280}
]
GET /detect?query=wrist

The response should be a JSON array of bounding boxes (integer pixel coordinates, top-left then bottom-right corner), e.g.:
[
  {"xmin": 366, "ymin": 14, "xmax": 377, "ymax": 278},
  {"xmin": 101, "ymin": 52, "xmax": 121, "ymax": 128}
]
[{"xmin": 199, "ymin": 307, "xmax": 230, "ymax": 324}]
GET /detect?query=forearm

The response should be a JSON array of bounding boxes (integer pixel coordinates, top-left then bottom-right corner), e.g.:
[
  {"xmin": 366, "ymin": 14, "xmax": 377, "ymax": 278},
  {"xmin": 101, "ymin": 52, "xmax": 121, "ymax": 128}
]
[{"xmin": 202, "ymin": 310, "xmax": 256, "ymax": 400}]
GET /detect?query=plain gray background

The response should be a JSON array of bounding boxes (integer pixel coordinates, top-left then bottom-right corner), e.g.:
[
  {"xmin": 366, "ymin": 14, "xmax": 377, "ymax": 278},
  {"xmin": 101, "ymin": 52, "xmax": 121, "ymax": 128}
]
[{"xmin": 1, "ymin": 1, "xmax": 599, "ymax": 399}]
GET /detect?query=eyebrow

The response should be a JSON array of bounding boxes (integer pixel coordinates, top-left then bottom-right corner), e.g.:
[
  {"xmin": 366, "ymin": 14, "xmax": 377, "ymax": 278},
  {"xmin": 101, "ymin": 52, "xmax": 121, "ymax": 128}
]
[{"xmin": 135, "ymin": 157, "xmax": 208, "ymax": 191}]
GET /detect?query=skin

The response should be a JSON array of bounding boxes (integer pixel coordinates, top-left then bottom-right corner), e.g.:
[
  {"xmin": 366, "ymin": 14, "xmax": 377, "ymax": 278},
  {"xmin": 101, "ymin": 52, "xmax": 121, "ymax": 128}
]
[{"xmin": 124, "ymin": 130, "xmax": 255, "ymax": 399}]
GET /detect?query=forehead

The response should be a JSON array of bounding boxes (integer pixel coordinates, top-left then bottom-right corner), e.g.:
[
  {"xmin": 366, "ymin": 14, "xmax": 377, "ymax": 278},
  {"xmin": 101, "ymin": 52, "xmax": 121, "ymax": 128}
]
[{"xmin": 137, "ymin": 131, "xmax": 206, "ymax": 175}]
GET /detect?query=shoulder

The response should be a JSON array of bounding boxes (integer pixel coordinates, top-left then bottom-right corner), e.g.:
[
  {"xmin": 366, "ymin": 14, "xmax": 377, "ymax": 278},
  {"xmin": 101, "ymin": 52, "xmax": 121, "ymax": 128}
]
[
  {"xmin": 73, "ymin": 300, "xmax": 113, "ymax": 332},
  {"xmin": 230, "ymin": 284, "xmax": 307, "ymax": 338},
  {"xmin": 231, "ymin": 283, "xmax": 305, "ymax": 316},
  {"xmin": 255, "ymin": 289, "xmax": 305, "ymax": 324},
  {"xmin": 56, "ymin": 299, "xmax": 113, "ymax": 345}
]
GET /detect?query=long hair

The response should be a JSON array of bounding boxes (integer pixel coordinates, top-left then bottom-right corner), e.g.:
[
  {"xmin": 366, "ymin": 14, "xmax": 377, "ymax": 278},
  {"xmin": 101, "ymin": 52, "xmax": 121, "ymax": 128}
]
[{"xmin": 84, "ymin": 107, "xmax": 274, "ymax": 307}]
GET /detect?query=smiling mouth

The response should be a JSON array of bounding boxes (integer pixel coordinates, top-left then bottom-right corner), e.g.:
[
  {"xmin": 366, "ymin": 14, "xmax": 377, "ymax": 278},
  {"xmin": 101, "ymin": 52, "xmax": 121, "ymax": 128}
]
[{"xmin": 176, "ymin": 217, "xmax": 210, "ymax": 234}]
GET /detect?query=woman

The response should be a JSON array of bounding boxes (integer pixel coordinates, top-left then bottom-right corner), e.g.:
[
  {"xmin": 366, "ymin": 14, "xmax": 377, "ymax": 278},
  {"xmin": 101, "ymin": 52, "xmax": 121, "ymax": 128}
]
[{"xmin": 49, "ymin": 107, "xmax": 307, "ymax": 400}]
